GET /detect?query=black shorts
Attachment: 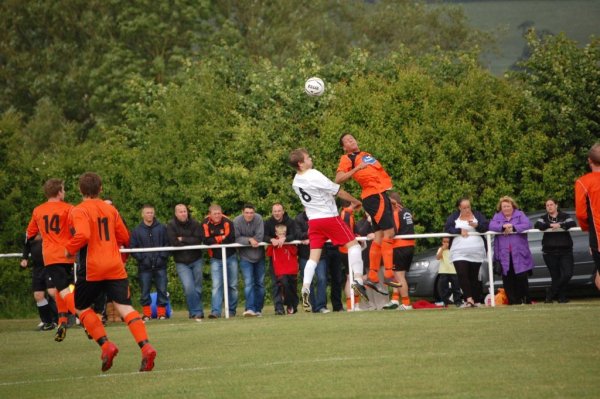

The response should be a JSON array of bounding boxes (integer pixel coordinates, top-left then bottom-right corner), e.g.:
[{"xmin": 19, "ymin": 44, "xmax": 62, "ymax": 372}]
[
  {"xmin": 362, "ymin": 192, "xmax": 395, "ymax": 232},
  {"xmin": 45, "ymin": 263, "xmax": 75, "ymax": 291},
  {"xmin": 593, "ymin": 249, "xmax": 600, "ymax": 273},
  {"xmin": 75, "ymin": 278, "xmax": 132, "ymax": 310},
  {"xmin": 32, "ymin": 266, "xmax": 55, "ymax": 291},
  {"xmin": 392, "ymin": 246, "xmax": 415, "ymax": 272}
]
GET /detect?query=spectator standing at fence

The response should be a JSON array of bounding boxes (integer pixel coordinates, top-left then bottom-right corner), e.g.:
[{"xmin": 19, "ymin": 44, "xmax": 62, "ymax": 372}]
[
  {"xmin": 166, "ymin": 204, "xmax": 205, "ymax": 321},
  {"xmin": 130, "ymin": 204, "xmax": 170, "ymax": 321},
  {"xmin": 21, "ymin": 234, "xmax": 58, "ymax": 330},
  {"xmin": 25, "ymin": 178, "xmax": 77, "ymax": 342},
  {"xmin": 534, "ymin": 198, "xmax": 576, "ymax": 303},
  {"xmin": 234, "ymin": 203, "xmax": 266, "ymax": 317},
  {"xmin": 65, "ymin": 172, "xmax": 156, "ymax": 372},
  {"xmin": 289, "ymin": 148, "xmax": 368, "ymax": 312},
  {"xmin": 435, "ymin": 237, "xmax": 462, "ymax": 307},
  {"xmin": 444, "ymin": 198, "xmax": 489, "ymax": 307},
  {"xmin": 264, "ymin": 203, "xmax": 298, "ymax": 315},
  {"xmin": 383, "ymin": 192, "xmax": 415, "ymax": 310},
  {"xmin": 575, "ymin": 143, "xmax": 600, "ymax": 291},
  {"xmin": 295, "ymin": 209, "xmax": 330, "ymax": 313},
  {"xmin": 266, "ymin": 224, "xmax": 299, "ymax": 314},
  {"xmin": 489, "ymin": 196, "xmax": 534, "ymax": 305},
  {"xmin": 202, "ymin": 204, "xmax": 238, "ymax": 318}
]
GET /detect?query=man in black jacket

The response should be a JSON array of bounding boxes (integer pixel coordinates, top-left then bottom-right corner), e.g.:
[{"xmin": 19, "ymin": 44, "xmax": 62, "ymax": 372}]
[
  {"xmin": 131, "ymin": 204, "xmax": 170, "ymax": 321},
  {"xmin": 166, "ymin": 204, "xmax": 205, "ymax": 321},
  {"xmin": 264, "ymin": 203, "xmax": 298, "ymax": 315}
]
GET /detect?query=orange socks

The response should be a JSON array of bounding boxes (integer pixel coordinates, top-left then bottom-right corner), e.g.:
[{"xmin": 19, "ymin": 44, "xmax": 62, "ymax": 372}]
[
  {"xmin": 392, "ymin": 292, "xmax": 400, "ymax": 302},
  {"xmin": 346, "ymin": 295, "xmax": 360, "ymax": 310},
  {"xmin": 80, "ymin": 308, "xmax": 108, "ymax": 343},
  {"xmin": 143, "ymin": 305, "xmax": 152, "ymax": 318},
  {"xmin": 381, "ymin": 238, "xmax": 394, "ymax": 279},
  {"xmin": 124, "ymin": 311, "xmax": 149, "ymax": 348},
  {"xmin": 402, "ymin": 296, "xmax": 411, "ymax": 306},
  {"xmin": 368, "ymin": 242, "xmax": 382, "ymax": 281}
]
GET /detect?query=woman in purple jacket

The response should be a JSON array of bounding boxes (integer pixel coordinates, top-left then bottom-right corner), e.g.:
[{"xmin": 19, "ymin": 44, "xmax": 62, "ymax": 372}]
[{"xmin": 489, "ymin": 196, "xmax": 534, "ymax": 305}]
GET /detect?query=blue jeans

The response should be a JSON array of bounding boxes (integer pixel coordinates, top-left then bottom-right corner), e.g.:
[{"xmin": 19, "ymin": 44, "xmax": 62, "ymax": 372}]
[
  {"xmin": 139, "ymin": 268, "xmax": 168, "ymax": 307},
  {"xmin": 176, "ymin": 259, "xmax": 204, "ymax": 318},
  {"xmin": 299, "ymin": 257, "xmax": 327, "ymax": 312},
  {"xmin": 210, "ymin": 255, "xmax": 239, "ymax": 316},
  {"xmin": 239, "ymin": 258, "xmax": 265, "ymax": 313}
]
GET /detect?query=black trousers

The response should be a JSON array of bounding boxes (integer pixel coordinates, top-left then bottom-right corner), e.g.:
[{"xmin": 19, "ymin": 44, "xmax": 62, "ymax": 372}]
[
  {"xmin": 325, "ymin": 246, "xmax": 344, "ymax": 311},
  {"xmin": 502, "ymin": 257, "xmax": 531, "ymax": 305},
  {"xmin": 276, "ymin": 275, "xmax": 299, "ymax": 311},
  {"xmin": 268, "ymin": 261, "xmax": 284, "ymax": 312},
  {"xmin": 543, "ymin": 251, "xmax": 574, "ymax": 301},
  {"xmin": 453, "ymin": 260, "xmax": 483, "ymax": 303},
  {"xmin": 439, "ymin": 273, "xmax": 462, "ymax": 305}
]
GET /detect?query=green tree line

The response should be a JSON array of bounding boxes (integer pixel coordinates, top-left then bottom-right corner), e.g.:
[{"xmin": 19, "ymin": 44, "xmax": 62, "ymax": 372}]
[{"xmin": 1, "ymin": 1, "xmax": 598, "ymax": 315}]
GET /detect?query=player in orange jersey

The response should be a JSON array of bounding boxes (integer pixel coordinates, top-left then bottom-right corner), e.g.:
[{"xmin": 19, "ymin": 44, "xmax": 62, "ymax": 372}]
[
  {"xmin": 575, "ymin": 143, "xmax": 600, "ymax": 290},
  {"xmin": 65, "ymin": 172, "xmax": 156, "ymax": 372},
  {"xmin": 25, "ymin": 178, "xmax": 76, "ymax": 342},
  {"xmin": 336, "ymin": 133, "xmax": 402, "ymax": 290}
]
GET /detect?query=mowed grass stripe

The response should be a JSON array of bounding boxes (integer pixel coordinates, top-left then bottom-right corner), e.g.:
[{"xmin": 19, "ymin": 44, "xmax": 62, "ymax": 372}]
[{"xmin": 1, "ymin": 300, "xmax": 599, "ymax": 398}]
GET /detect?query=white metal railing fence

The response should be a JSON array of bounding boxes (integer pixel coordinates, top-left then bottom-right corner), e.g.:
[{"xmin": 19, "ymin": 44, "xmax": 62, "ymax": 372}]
[{"xmin": 1, "ymin": 228, "xmax": 583, "ymax": 316}]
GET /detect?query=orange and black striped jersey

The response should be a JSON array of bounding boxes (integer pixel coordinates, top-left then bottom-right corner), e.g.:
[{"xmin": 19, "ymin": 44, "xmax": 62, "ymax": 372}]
[
  {"xmin": 393, "ymin": 207, "xmax": 416, "ymax": 248},
  {"xmin": 337, "ymin": 151, "xmax": 393, "ymax": 199},
  {"xmin": 202, "ymin": 216, "xmax": 236, "ymax": 258},
  {"xmin": 65, "ymin": 198, "xmax": 130, "ymax": 281},
  {"xmin": 26, "ymin": 200, "xmax": 74, "ymax": 266},
  {"xmin": 575, "ymin": 171, "xmax": 600, "ymax": 249}
]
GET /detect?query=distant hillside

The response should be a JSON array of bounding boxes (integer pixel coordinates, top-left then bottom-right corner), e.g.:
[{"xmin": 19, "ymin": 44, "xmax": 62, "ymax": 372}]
[{"xmin": 440, "ymin": 0, "xmax": 600, "ymax": 74}]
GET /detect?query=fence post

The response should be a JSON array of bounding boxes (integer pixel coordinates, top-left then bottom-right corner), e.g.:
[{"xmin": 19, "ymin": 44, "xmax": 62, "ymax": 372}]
[
  {"xmin": 486, "ymin": 232, "xmax": 495, "ymax": 307},
  {"xmin": 222, "ymin": 246, "xmax": 229, "ymax": 319}
]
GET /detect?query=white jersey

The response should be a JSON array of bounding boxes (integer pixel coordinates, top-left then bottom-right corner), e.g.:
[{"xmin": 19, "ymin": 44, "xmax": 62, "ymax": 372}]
[{"xmin": 292, "ymin": 169, "xmax": 340, "ymax": 220}]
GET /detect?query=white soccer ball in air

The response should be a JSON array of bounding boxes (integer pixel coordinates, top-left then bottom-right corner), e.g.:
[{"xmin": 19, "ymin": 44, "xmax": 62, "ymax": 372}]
[{"xmin": 304, "ymin": 77, "xmax": 325, "ymax": 96}]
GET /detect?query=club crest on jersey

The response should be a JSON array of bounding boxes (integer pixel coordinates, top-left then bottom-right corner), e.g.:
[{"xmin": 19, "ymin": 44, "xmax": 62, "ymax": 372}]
[{"xmin": 362, "ymin": 155, "xmax": 377, "ymax": 165}]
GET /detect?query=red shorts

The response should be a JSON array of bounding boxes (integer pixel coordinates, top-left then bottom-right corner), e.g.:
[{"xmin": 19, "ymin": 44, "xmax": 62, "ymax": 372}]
[{"xmin": 308, "ymin": 216, "xmax": 355, "ymax": 249}]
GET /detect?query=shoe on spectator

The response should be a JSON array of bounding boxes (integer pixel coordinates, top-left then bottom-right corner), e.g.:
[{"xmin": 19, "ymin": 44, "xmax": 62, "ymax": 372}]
[
  {"xmin": 140, "ymin": 343, "xmax": 157, "ymax": 372},
  {"xmin": 191, "ymin": 314, "xmax": 204, "ymax": 322},
  {"xmin": 286, "ymin": 307, "xmax": 295, "ymax": 315},
  {"xmin": 158, "ymin": 315, "xmax": 167, "ymax": 320},
  {"xmin": 275, "ymin": 309, "xmax": 285, "ymax": 315},
  {"xmin": 36, "ymin": 321, "xmax": 44, "ymax": 330},
  {"xmin": 208, "ymin": 313, "xmax": 219, "ymax": 319},
  {"xmin": 142, "ymin": 315, "xmax": 151, "ymax": 322},
  {"xmin": 398, "ymin": 304, "xmax": 413, "ymax": 310},
  {"xmin": 352, "ymin": 281, "xmax": 369, "ymax": 302},
  {"xmin": 318, "ymin": 308, "xmax": 330, "ymax": 314},
  {"xmin": 383, "ymin": 277, "xmax": 402, "ymax": 288},
  {"xmin": 40, "ymin": 322, "xmax": 56, "ymax": 331},
  {"xmin": 301, "ymin": 287, "xmax": 312, "ymax": 312},
  {"xmin": 243, "ymin": 309, "xmax": 256, "ymax": 317},
  {"xmin": 383, "ymin": 300, "xmax": 399, "ymax": 310},
  {"xmin": 54, "ymin": 323, "xmax": 67, "ymax": 342},
  {"xmin": 101, "ymin": 342, "xmax": 119, "ymax": 372},
  {"xmin": 434, "ymin": 301, "xmax": 445, "ymax": 307}
]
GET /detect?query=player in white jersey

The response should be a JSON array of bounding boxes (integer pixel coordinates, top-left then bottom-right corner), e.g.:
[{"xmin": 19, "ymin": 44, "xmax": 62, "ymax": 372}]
[{"xmin": 289, "ymin": 148, "xmax": 369, "ymax": 311}]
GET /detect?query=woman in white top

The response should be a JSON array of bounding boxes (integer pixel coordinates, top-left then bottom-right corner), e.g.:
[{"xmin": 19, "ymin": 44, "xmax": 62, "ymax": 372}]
[{"xmin": 444, "ymin": 198, "xmax": 489, "ymax": 307}]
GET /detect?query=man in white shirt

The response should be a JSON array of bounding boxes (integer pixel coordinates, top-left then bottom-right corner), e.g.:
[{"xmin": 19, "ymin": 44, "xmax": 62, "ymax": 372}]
[{"xmin": 289, "ymin": 148, "xmax": 368, "ymax": 311}]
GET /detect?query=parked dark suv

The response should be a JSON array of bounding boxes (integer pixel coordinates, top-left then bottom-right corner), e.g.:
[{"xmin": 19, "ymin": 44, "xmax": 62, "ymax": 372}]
[{"xmin": 406, "ymin": 210, "xmax": 597, "ymax": 300}]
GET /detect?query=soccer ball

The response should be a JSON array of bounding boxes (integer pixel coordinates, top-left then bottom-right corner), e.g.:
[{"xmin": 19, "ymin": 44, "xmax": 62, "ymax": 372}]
[{"xmin": 304, "ymin": 77, "xmax": 325, "ymax": 96}]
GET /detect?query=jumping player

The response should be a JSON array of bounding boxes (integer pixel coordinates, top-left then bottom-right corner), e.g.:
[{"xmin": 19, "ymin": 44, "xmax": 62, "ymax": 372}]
[
  {"xmin": 335, "ymin": 133, "xmax": 402, "ymax": 289},
  {"xmin": 25, "ymin": 178, "xmax": 76, "ymax": 341},
  {"xmin": 65, "ymin": 172, "xmax": 156, "ymax": 372},
  {"xmin": 289, "ymin": 148, "xmax": 368, "ymax": 312}
]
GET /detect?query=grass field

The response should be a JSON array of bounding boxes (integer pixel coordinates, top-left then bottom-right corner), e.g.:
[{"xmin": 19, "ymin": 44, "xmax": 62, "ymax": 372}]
[{"xmin": 2, "ymin": 300, "xmax": 600, "ymax": 398}]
